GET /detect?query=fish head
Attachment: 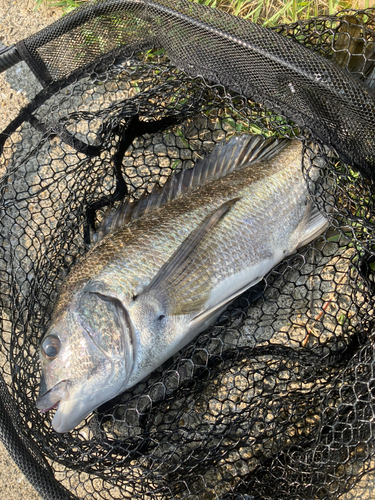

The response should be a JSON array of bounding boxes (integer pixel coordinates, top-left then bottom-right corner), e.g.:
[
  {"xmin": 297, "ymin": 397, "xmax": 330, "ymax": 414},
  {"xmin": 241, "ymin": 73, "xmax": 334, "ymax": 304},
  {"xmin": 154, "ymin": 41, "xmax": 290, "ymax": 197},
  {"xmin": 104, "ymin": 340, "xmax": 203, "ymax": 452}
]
[{"xmin": 36, "ymin": 283, "xmax": 134, "ymax": 433}]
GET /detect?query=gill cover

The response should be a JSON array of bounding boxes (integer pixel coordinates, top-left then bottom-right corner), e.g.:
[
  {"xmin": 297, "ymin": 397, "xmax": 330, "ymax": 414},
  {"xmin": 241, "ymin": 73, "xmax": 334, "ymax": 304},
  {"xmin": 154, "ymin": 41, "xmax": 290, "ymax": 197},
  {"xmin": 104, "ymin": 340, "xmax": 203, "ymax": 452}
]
[{"xmin": 79, "ymin": 283, "xmax": 134, "ymax": 366}]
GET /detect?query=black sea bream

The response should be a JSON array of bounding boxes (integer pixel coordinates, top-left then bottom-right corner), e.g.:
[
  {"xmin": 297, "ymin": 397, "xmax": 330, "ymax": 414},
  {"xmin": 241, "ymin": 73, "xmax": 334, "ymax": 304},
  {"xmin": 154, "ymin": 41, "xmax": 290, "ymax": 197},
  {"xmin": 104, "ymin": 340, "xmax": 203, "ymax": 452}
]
[{"xmin": 36, "ymin": 135, "xmax": 328, "ymax": 433}]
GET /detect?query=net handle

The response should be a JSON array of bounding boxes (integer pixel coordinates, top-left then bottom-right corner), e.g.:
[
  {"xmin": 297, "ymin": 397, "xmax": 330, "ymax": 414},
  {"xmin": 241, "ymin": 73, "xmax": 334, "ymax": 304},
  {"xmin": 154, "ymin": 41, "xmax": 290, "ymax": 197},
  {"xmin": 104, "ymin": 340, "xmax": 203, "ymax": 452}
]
[
  {"xmin": 0, "ymin": 45, "xmax": 22, "ymax": 73},
  {"xmin": 0, "ymin": 372, "xmax": 76, "ymax": 499},
  {"xmin": 0, "ymin": 0, "xmax": 146, "ymax": 76}
]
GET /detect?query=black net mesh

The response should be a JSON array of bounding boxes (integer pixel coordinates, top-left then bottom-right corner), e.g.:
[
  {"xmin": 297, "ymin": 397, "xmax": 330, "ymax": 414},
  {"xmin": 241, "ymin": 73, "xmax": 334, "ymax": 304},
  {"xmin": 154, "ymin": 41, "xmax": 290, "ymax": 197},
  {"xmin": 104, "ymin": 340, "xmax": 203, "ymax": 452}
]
[{"xmin": 1, "ymin": 1, "xmax": 375, "ymax": 499}]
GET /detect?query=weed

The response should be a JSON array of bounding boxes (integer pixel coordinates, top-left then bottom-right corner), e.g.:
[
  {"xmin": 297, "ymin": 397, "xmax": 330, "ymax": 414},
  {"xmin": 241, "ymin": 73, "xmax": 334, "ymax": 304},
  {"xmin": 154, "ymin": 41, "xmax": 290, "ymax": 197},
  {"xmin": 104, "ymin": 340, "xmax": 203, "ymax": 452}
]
[{"xmin": 36, "ymin": 0, "xmax": 375, "ymax": 24}]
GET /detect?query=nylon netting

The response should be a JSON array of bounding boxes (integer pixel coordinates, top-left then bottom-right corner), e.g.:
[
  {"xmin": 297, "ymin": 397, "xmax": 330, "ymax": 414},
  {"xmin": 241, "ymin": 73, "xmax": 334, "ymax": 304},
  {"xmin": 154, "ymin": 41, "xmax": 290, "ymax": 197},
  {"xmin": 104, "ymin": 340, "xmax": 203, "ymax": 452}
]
[{"xmin": 1, "ymin": 2, "xmax": 375, "ymax": 499}]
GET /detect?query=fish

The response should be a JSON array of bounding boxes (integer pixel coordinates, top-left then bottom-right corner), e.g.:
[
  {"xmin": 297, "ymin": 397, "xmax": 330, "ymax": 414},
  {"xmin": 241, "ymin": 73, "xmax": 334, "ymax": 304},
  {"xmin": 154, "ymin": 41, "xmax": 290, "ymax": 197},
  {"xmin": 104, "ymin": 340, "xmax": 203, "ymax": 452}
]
[{"xmin": 36, "ymin": 134, "xmax": 328, "ymax": 433}]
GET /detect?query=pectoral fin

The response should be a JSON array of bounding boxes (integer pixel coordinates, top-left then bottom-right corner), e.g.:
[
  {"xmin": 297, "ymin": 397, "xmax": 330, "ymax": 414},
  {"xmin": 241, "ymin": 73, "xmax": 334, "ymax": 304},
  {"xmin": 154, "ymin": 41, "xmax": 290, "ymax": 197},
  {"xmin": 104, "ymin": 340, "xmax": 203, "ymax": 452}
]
[
  {"xmin": 190, "ymin": 275, "xmax": 264, "ymax": 331},
  {"xmin": 137, "ymin": 199, "xmax": 240, "ymax": 315}
]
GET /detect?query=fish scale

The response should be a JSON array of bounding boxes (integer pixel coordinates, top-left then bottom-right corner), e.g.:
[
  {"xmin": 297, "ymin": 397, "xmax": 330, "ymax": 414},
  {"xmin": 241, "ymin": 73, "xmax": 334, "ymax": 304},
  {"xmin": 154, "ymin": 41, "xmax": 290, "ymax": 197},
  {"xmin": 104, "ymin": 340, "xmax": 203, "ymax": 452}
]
[
  {"xmin": 58, "ymin": 140, "xmax": 303, "ymax": 311},
  {"xmin": 36, "ymin": 134, "xmax": 328, "ymax": 433}
]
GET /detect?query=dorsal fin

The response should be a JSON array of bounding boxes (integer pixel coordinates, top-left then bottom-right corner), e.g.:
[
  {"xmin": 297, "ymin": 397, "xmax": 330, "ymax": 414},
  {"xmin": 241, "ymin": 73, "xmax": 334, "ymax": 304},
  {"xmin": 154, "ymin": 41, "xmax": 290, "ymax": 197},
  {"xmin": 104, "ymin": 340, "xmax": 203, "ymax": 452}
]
[{"xmin": 92, "ymin": 134, "xmax": 290, "ymax": 244}]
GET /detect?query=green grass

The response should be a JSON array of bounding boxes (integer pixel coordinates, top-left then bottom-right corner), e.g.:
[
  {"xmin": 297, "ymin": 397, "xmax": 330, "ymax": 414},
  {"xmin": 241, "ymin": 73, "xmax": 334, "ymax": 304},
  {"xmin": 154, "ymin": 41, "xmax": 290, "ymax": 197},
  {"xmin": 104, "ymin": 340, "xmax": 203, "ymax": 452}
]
[
  {"xmin": 35, "ymin": 0, "xmax": 86, "ymax": 13},
  {"xmin": 194, "ymin": 0, "xmax": 372, "ymax": 24},
  {"xmin": 36, "ymin": 0, "xmax": 375, "ymax": 23}
]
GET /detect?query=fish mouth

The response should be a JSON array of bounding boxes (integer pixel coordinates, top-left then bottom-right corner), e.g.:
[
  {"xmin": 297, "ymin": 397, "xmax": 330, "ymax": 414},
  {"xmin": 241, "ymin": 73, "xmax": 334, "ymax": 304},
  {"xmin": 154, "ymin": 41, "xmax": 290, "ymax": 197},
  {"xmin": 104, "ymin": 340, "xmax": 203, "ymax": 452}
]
[
  {"xmin": 40, "ymin": 401, "xmax": 60, "ymax": 414},
  {"xmin": 36, "ymin": 379, "xmax": 70, "ymax": 414}
]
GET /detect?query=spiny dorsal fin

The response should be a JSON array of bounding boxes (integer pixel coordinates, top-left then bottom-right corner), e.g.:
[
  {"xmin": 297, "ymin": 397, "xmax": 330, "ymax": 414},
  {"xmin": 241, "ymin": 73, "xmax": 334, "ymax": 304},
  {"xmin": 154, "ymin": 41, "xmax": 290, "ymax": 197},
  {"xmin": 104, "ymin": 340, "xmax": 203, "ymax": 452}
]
[{"xmin": 92, "ymin": 134, "xmax": 290, "ymax": 244}]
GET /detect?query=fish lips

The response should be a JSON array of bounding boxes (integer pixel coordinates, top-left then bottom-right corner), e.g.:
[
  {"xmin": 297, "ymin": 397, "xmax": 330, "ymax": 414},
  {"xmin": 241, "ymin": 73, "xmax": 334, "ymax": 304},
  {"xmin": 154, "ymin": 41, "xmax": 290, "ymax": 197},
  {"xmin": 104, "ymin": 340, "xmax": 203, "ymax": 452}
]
[
  {"xmin": 38, "ymin": 377, "xmax": 127, "ymax": 433},
  {"xmin": 36, "ymin": 378, "xmax": 70, "ymax": 414}
]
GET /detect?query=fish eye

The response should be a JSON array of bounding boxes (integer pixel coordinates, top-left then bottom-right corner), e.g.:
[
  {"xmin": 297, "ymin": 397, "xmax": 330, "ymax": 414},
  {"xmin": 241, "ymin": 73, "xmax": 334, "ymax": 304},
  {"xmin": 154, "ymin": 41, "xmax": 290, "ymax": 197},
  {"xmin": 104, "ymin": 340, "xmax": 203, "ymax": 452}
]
[{"xmin": 41, "ymin": 335, "xmax": 61, "ymax": 361}]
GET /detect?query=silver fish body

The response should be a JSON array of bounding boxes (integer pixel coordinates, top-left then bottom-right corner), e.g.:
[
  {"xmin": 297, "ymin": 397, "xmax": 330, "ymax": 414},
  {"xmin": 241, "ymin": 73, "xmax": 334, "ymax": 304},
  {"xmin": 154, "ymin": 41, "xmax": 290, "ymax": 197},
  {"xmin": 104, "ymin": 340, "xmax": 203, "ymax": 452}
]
[{"xmin": 36, "ymin": 135, "xmax": 328, "ymax": 433}]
